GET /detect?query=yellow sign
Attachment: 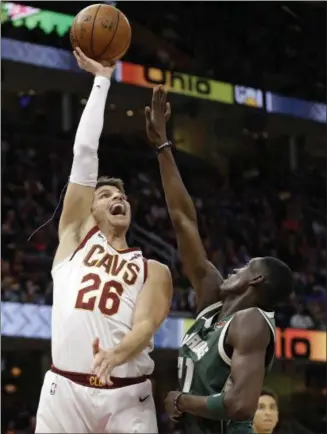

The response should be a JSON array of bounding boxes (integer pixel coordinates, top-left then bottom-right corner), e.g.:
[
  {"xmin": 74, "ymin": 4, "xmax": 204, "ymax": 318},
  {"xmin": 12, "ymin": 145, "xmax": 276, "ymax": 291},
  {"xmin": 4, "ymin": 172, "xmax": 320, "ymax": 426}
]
[{"xmin": 121, "ymin": 62, "xmax": 233, "ymax": 104}]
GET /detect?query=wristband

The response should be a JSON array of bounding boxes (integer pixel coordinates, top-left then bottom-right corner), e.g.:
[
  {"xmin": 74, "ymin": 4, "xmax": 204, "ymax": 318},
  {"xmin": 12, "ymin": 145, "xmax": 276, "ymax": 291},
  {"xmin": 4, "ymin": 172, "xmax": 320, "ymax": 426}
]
[
  {"xmin": 206, "ymin": 393, "xmax": 228, "ymax": 420},
  {"xmin": 156, "ymin": 141, "xmax": 172, "ymax": 154},
  {"xmin": 174, "ymin": 392, "xmax": 184, "ymax": 416}
]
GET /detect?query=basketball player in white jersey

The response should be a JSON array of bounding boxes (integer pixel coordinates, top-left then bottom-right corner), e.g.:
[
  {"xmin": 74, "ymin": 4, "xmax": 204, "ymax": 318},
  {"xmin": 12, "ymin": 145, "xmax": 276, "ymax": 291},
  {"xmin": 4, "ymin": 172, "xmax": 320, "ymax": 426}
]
[{"xmin": 35, "ymin": 48, "xmax": 173, "ymax": 433}]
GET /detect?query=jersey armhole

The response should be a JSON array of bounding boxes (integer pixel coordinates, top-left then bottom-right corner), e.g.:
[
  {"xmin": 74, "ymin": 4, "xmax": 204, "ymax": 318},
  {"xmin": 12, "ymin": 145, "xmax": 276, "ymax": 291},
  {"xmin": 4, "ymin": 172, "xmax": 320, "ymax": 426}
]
[
  {"xmin": 195, "ymin": 301, "xmax": 223, "ymax": 321},
  {"xmin": 52, "ymin": 225, "xmax": 99, "ymax": 275},
  {"xmin": 217, "ymin": 309, "xmax": 276, "ymax": 368},
  {"xmin": 70, "ymin": 225, "xmax": 99, "ymax": 260},
  {"xmin": 143, "ymin": 258, "xmax": 148, "ymax": 284},
  {"xmin": 217, "ymin": 317, "xmax": 234, "ymax": 366},
  {"xmin": 51, "ymin": 257, "xmax": 71, "ymax": 275}
]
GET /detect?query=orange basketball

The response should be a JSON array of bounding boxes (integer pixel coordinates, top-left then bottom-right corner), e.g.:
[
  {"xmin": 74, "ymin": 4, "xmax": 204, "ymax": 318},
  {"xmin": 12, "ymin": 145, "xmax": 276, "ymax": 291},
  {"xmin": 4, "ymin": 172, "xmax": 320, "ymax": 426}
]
[{"xmin": 70, "ymin": 4, "xmax": 131, "ymax": 62}]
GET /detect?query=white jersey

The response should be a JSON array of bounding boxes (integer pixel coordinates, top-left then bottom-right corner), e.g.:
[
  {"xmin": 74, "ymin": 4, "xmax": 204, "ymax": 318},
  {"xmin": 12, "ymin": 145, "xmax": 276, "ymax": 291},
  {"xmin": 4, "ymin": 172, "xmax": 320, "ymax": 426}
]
[{"xmin": 51, "ymin": 226, "xmax": 154, "ymax": 377}]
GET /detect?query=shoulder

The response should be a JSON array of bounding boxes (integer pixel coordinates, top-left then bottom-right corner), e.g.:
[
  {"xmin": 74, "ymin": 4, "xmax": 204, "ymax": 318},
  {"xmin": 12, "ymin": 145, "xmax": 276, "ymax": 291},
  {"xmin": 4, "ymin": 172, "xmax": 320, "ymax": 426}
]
[
  {"xmin": 147, "ymin": 259, "xmax": 171, "ymax": 276},
  {"xmin": 228, "ymin": 308, "xmax": 271, "ymax": 348},
  {"xmin": 144, "ymin": 260, "xmax": 173, "ymax": 291},
  {"xmin": 54, "ymin": 215, "xmax": 97, "ymax": 267}
]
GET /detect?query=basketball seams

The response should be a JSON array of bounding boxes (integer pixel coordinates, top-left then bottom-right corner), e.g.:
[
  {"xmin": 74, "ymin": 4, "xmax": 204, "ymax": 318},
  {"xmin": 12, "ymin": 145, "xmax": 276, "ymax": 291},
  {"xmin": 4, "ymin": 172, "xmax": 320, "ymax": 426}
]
[
  {"xmin": 109, "ymin": 31, "xmax": 131, "ymax": 62},
  {"xmin": 90, "ymin": 4, "xmax": 102, "ymax": 58},
  {"xmin": 97, "ymin": 7, "xmax": 120, "ymax": 60},
  {"xmin": 71, "ymin": 5, "xmax": 131, "ymax": 63}
]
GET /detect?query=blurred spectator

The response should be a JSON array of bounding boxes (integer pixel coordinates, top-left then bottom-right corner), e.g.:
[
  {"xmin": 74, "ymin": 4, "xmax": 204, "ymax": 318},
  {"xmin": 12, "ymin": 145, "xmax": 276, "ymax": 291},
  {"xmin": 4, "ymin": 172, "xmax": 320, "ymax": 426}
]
[
  {"xmin": 290, "ymin": 303, "xmax": 314, "ymax": 330},
  {"xmin": 1, "ymin": 126, "xmax": 326, "ymax": 332},
  {"xmin": 253, "ymin": 388, "xmax": 279, "ymax": 434}
]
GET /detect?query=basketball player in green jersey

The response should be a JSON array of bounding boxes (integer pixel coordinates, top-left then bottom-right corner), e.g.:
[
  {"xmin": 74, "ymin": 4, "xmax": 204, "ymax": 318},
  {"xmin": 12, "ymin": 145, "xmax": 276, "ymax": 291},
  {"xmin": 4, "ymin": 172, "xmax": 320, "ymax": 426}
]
[{"xmin": 145, "ymin": 86, "xmax": 293, "ymax": 434}]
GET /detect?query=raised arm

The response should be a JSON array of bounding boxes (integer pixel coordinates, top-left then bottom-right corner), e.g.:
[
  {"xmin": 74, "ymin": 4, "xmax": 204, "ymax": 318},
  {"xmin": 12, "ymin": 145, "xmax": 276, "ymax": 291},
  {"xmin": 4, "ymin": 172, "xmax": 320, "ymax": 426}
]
[
  {"xmin": 165, "ymin": 308, "xmax": 270, "ymax": 421},
  {"xmin": 92, "ymin": 260, "xmax": 173, "ymax": 384},
  {"xmin": 58, "ymin": 48, "xmax": 115, "ymax": 241},
  {"xmin": 145, "ymin": 86, "xmax": 222, "ymax": 311}
]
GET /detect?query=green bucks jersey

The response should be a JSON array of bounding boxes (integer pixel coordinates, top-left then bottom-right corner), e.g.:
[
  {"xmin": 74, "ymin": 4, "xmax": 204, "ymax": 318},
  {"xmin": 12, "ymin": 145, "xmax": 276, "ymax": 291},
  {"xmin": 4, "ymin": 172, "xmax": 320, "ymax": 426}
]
[{"xmin": 178, "ymin": 302, "xmax": 276, "ymax": 434}]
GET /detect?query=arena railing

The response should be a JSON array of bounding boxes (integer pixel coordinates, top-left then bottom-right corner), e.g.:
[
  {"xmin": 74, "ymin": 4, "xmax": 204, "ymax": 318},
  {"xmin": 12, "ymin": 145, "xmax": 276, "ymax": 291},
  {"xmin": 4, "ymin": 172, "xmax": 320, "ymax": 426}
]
[{"xmin": 129, "ymin": 223, "xmax": 178, "ymax": 269}]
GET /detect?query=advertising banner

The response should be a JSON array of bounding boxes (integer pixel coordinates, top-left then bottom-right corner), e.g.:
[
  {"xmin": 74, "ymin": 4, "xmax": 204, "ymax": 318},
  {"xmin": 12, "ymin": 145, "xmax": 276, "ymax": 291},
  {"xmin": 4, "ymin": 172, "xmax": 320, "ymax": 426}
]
[
  {"xmin": 1, "ymin": 2, "xmax": 73, "ymax": 36},
  {"xmin": 266, "ymin": 91, "xmax": 326, "ymax": 124},
  {"xmin": 120, "ymin": 63, "xmax": 234, "ymax": 104},
  {"xmin": 2, "ymin": 302, "xmax": 326, "ymax": 362},
  {"xmin": 234, "ymin": 85, "xmax": 264, "ymax": 108},
  {"xmin": 2, "ymin": 3, "xmax": 326, "ymax": 123},
  {"xmin": 1, "ymin": 38, "xmax": 122, "ymax": 80}
]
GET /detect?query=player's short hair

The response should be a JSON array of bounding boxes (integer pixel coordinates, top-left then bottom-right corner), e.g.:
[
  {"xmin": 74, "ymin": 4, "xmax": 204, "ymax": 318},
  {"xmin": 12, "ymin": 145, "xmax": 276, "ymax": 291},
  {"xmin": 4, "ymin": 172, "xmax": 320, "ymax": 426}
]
[
  {"xmin": 95, "ymin": 176, "xmax": 125, "ymax": 194},
  {"xmin": 260, "ymin": 387, "xmax": 278, "ymax": 404},
  {"xmin": 260, "ymin": 256, "xmax": 293, "ymax": 308}
]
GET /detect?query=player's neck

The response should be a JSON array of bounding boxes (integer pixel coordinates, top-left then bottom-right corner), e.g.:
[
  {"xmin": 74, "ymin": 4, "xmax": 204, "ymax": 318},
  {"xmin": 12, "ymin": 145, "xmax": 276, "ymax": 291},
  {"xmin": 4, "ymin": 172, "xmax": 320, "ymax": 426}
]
[
  {"xmin": 220, "ymin": 293, "xmax": 256, "ymax": 318},
  {"xmin": 98, "ymin": 223, "xmax": 129, "ymax": 251},
  {"xmin": 106, "ymin": 235, "xmax": 129, "ymax": 251}
]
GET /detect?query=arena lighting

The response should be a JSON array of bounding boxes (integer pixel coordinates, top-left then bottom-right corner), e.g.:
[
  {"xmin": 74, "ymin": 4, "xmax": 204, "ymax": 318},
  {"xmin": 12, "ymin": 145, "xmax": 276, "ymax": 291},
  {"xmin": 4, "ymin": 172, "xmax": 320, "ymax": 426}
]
[
  {"xmin": 126, "ymin": 110, "xmax": 134, "ymax": 117},
  {"xmin": 4, "ymin": 384, "xmax": 16, "ymax": 394},
  {"xmin": 11, "ymin": 366, "xmax": 22, "ymax": 377}
]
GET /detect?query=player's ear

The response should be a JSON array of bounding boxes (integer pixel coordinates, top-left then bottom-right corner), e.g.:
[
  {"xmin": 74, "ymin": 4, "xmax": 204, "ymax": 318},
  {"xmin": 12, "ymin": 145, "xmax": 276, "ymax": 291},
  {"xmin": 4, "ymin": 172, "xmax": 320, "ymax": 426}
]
[{"xmin": 249, "ymin": 274, "xmax": 264, "ymax": 286}]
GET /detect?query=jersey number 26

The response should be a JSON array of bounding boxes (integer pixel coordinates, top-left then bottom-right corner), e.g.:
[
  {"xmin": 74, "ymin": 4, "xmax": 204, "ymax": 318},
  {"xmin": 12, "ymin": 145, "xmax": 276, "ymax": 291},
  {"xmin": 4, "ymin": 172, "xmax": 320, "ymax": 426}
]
[{"xmin": 75, "ymin": 273, "xmax": 123, "ymax": 316}]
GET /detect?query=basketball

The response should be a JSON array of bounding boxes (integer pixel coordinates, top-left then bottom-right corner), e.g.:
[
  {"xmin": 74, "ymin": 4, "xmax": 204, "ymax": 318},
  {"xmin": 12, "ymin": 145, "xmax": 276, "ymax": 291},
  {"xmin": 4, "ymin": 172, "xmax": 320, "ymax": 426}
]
[{"xmin": 70, "ymin": 4, "xmax": 131, "ymax": 63}]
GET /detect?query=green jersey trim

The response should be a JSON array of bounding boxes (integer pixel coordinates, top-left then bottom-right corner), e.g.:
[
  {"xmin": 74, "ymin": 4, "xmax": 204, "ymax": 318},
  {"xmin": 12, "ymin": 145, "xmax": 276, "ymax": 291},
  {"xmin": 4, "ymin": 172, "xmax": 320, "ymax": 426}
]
[
  {"xmin": 196, "ymin": 301, "xmax": 223, "ymax": 321},
  {"xmin": 217, "ymin": 308, "xmax": 276, "ymax": 366}
]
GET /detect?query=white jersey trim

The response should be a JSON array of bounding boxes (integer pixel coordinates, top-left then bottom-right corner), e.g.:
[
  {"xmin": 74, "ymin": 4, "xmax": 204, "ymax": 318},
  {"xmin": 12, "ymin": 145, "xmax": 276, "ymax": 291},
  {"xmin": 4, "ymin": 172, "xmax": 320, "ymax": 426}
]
[
  {"xmin": 217, "ymin": 308, "xmax": 275, "ymax": 366},
  {"xmin": 217, "ymin": 316, "xmax": 234, "ymax": 366},
  {"xmin": 196, "ymin": 301, "xmax": 223, "ymax": 321}
]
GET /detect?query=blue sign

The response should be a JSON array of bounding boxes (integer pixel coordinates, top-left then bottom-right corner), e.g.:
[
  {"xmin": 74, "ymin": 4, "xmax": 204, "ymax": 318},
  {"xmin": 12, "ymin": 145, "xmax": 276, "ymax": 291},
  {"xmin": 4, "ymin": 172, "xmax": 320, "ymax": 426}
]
[
  {"xmin": 1, "ymin": 302, "xmax": 183, "ymax": 348},
  {"xmin": 266, "ymin": 91, "xmax": 326, "ymax": 124}
]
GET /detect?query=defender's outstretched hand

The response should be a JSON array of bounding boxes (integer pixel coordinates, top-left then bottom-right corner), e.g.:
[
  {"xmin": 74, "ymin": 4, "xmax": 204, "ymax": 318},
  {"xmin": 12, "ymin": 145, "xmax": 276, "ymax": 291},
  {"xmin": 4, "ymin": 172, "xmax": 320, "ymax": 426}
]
[
  {"xmin": 73, "ymin": 47, "xmax": 116, "ymax": 79},
  {"xmin": 145, "ymin": 85, "xmax": 171, "ymax": 145}
]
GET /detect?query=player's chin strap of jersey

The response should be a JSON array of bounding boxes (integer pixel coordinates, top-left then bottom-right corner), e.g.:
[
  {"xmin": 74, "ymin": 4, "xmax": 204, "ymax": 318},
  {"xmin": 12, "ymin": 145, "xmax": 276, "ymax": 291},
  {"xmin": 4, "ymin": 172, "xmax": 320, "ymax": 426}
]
[
  {"xmin": 174, "ymin": 392, "xmax": 229, "ymax": 421},
  {"xmin": 70, "ymin": 75, "xmax": 111, "ymax": 187}
]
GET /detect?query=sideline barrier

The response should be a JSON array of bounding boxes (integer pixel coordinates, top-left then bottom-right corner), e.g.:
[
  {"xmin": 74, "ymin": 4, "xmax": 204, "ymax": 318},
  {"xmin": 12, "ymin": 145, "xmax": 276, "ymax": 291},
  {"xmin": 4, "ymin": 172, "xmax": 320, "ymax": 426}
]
[{"xmin": 2, "ymin": 302, "xmax": 326, "ymax": 362}]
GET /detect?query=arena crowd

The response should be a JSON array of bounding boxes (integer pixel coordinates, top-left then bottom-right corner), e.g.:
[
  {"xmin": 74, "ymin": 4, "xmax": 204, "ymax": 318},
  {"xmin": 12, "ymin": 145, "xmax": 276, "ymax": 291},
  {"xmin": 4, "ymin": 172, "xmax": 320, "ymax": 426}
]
[{"xmin": 2, "ymin": 126, "xmax": 326, "ymax": 331}]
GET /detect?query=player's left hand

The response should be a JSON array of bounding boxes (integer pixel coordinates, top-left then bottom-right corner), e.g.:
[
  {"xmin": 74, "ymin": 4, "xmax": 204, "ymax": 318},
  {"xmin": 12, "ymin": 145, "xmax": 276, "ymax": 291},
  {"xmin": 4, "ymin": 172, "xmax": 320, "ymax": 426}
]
[
  {"xmin": 164, "ymin": 390, "xmax": 183, "ymax": 421},
  {"xmin": 145, "ymin": 85, "xmax": 171, "ymax": 145},
  {"xmin": 91, "ymin": 338, "xmax": 119, "ymax": 385}
]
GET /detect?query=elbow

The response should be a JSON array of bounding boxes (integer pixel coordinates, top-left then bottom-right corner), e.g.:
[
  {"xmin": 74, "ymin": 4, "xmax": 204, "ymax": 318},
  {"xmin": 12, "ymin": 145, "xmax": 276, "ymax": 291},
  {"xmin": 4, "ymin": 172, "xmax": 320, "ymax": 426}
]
[
  {"xmin": 170, "ymin": 211, "xmax": 196, "ymax": 229},
  {"xmin": 224, "ymin": 394, "xmax": 256, "ymax": 421},
  {"xmin": 170, "ymin": 210, "xmax": 185, "ymax": 227}
]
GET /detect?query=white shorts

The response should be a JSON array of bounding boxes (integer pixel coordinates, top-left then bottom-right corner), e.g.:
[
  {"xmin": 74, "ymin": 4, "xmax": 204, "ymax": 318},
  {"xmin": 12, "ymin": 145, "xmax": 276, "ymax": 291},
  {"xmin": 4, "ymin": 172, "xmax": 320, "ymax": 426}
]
[{"xmin": 36, "ymin": 370, "xmax": 158, "ymax": 433}]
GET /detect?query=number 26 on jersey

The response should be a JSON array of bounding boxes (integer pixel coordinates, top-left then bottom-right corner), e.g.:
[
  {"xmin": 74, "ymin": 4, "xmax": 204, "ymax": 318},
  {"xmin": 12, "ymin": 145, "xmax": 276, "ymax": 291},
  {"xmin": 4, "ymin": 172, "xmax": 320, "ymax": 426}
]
[{"xmin": 75, "ymin": 273, "xmax": 123, "ymax": 316}]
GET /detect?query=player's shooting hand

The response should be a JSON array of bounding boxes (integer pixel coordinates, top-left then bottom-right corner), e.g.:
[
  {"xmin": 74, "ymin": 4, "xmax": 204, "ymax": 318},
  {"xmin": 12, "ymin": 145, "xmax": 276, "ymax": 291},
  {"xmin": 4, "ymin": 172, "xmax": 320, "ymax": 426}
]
[
  {"xmin": 145, "ymin": 85, "xmax": 171, "ymax": 145},
  {"xmin": 73, "ymin": 47, "xmax": 116, "ymax": 79},
  {"xmin": 91, "ymin": 338, "xmax": 119, "ymax": 385},
  {"xmin": 164, "ymin": 391, "xmax": 183, "ymax": 421}
]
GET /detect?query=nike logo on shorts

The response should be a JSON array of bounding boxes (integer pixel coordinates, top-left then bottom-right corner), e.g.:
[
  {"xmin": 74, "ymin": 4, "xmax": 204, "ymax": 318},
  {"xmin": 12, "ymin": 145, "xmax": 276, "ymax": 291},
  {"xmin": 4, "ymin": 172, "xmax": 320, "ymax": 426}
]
[{"xmin": 139, "ymin": 395, "xmax": 150, "ymax": 403}]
